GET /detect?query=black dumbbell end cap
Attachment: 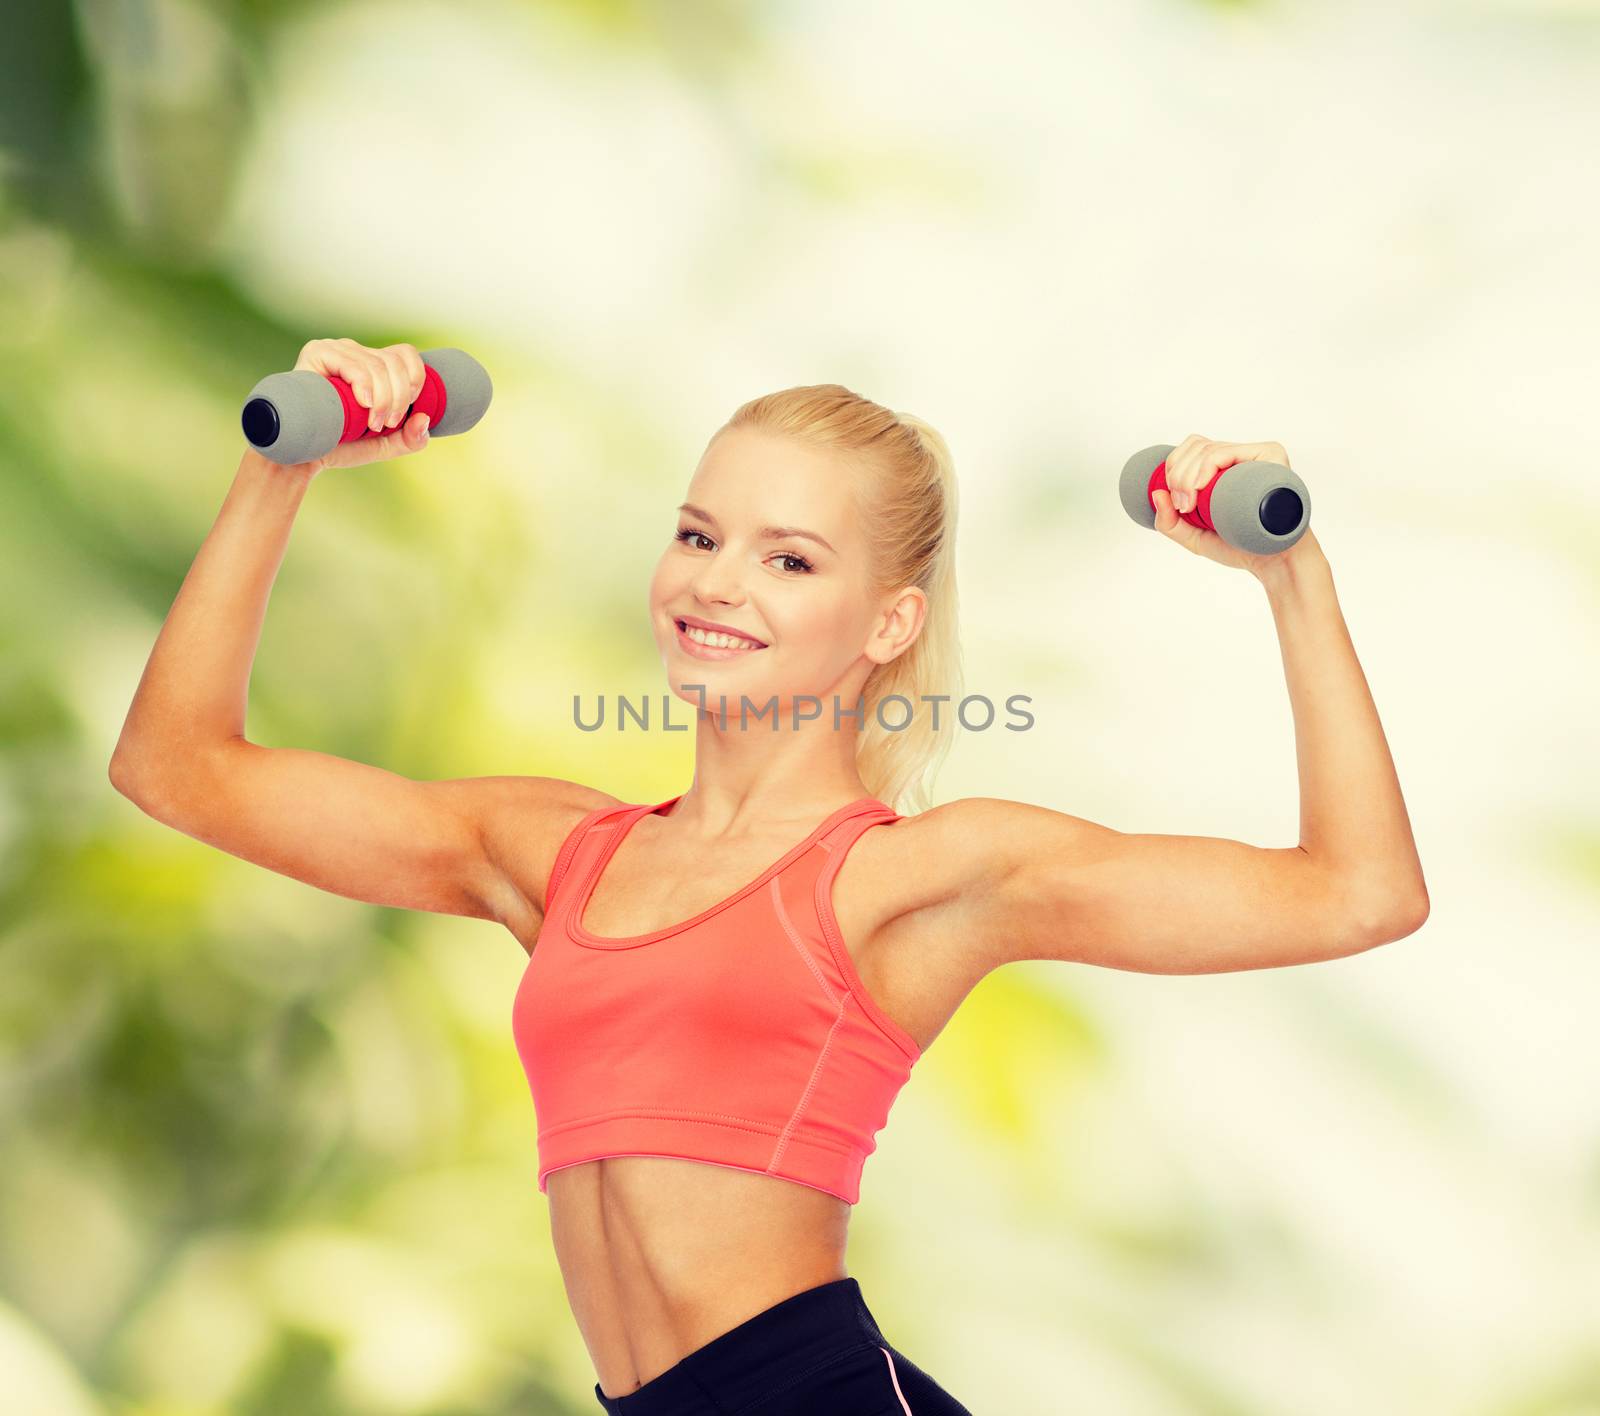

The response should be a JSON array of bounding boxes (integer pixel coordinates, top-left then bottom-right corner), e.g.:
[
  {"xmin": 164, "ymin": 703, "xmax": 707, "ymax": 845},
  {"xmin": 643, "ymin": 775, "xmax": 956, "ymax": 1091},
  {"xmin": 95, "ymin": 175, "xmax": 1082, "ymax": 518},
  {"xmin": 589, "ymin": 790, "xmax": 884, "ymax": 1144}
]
[
  {"xmin": 241, "ymin": 397, "xmax": 281, "ymax": 449},
  {"xmin": 1259, "ymin": 486, "xmax": 1303, "ymax": 536}
]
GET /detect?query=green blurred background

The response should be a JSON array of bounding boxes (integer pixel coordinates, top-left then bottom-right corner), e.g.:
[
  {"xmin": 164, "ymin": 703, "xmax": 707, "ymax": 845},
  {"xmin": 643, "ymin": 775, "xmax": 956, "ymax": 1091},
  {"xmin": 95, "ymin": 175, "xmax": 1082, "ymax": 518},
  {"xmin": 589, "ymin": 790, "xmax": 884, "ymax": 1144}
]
[{"xmin": 3, "ymin": 1, "xmax": 1598, "ymax": 1412}]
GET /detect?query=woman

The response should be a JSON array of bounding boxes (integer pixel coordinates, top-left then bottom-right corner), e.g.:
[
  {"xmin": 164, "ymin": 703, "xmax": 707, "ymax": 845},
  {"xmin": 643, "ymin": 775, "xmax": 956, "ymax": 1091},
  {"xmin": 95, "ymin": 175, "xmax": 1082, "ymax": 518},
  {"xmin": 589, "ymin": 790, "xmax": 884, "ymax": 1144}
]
[{"xmin": 111, "ymin": 337, "xmax": 1429, "ymax": 1414}]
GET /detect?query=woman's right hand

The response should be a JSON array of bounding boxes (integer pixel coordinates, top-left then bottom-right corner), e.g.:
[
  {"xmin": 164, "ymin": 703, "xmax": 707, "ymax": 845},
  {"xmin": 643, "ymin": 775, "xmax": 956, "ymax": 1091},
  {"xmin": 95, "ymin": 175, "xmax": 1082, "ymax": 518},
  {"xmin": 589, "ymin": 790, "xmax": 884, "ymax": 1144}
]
[{"xmin": 294, "ymin": 337, "xmax": 434, "ymax": 474}]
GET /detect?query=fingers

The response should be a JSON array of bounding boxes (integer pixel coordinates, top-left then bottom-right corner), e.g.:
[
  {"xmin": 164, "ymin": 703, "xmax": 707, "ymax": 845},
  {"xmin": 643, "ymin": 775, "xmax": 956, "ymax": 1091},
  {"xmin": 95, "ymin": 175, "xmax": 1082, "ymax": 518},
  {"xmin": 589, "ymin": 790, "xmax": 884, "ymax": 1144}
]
[
  {"xmin": 293, "ymin": 337, "xmax": 427, "ymax": 434},
  {"xmin": 369, "ymin": 412, "xmax": 429, "ymax": 454},
  {"xmin": 1163, "ymin": 433, "xmax": 1212, "ymax": 514},
  {"xmin": 1152, "ymin": 487, "xmax": 1201, "ymax": 555},
  {"xmin": 1154, "ymin": 487, "xmax": 1183, "ymax": 535},
  {"xmin": 1162, "ymin": 434, "xmax": 1289, "ymax": 513},
  {"xmin": 326, "ymin": 337, "xmax": 386, "ymax": 432},
  {"xmin": 386, "ymin": 343, "xmax": 428, "ymax": 424},
  {"xmin": 373, "ymin": 412, "xmax": 429, "ymax": 457},
  {"xmin": 364, "ymin": 351, "xmax": 393, "ymax": 433},
  {"xmin": 376, "ymin": 344, "xmax": 424, "ymax": 430}
]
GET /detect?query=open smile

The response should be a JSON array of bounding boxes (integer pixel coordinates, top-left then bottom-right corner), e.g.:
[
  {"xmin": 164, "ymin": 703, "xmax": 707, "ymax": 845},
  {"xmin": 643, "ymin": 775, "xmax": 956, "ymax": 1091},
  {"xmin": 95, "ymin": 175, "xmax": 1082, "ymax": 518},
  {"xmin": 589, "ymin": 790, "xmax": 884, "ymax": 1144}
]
[{"xmin": 672, "ymin": 616, "xmax": 768, "ymax": 660}]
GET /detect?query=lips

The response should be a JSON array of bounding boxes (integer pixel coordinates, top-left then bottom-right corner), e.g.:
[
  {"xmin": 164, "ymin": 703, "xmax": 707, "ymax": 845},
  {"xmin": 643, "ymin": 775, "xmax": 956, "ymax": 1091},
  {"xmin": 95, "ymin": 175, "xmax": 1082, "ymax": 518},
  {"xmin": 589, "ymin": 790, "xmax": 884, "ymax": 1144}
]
[
  {"xmin": 673, "ymin": 614, "xmax": 767, "ymax": 648},
  {"xmin": 671, "ymin": 616, "xmax": 767, "ymax": 658}
]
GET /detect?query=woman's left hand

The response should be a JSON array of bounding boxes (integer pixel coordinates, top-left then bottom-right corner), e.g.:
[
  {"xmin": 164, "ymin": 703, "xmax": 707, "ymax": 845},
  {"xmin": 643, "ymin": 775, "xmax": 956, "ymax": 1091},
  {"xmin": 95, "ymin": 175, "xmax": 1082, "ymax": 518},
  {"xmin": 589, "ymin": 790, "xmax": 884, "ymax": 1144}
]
[{"xmin": 1152, "ymin": 434, "xmax": 1320, "ymax": 580}]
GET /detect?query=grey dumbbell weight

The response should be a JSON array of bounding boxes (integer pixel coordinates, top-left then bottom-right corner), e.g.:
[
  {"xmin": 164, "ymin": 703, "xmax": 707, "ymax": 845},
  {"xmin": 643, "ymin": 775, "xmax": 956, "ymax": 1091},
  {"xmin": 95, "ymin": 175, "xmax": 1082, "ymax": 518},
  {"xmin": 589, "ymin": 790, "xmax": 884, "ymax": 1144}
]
[
  {"xmin": 241, "ymin": 346, "xmax": 493, "ymax": 465},
  {"xmin": 1118, "ymin": 443, "xmax": 1310, "ymax": 555}
]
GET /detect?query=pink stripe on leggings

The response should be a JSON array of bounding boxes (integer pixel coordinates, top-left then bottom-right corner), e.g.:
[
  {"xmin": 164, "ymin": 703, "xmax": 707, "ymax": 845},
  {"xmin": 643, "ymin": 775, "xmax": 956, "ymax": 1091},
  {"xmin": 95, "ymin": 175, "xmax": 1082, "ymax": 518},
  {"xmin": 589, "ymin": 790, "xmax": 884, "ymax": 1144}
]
[{"xmin": 878, "ymin": 1345, "xmax": 912, "ymax": 1413}]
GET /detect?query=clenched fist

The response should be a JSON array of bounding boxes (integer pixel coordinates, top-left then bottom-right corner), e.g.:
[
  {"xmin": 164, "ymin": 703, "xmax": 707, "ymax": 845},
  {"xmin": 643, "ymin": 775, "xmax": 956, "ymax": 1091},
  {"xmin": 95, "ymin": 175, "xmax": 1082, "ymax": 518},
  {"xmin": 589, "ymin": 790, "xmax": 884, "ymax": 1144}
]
[{"xmin": 292, "ymin": 337, "xmax": 434, "ymax": 474}]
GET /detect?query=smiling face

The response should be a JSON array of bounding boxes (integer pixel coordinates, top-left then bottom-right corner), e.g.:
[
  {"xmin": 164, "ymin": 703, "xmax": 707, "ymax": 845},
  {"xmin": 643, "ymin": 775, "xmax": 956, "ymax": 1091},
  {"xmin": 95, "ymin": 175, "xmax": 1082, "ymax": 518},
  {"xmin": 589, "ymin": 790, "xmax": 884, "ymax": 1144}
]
[{"xmin": 649, "ymin": 425, "xmax": 909, "ymax": 717}]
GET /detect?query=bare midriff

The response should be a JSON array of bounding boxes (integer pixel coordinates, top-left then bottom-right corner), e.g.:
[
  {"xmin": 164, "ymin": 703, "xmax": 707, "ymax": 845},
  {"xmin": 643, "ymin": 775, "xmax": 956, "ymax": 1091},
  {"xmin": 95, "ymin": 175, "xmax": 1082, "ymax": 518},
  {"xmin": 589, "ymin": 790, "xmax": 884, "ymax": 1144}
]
[{"xmin": 547, "ymin": 1155, "xmax": 852, "ymax": 1400}]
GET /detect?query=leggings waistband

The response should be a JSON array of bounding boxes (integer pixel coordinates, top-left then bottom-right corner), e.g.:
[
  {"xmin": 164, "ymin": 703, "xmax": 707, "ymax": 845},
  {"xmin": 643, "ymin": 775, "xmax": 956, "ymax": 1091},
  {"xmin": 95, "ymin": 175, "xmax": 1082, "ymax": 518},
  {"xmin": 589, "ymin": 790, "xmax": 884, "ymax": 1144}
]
[{"xmin": 594, "ymin": 1276, "xmax": 889, "ymax": 1415}]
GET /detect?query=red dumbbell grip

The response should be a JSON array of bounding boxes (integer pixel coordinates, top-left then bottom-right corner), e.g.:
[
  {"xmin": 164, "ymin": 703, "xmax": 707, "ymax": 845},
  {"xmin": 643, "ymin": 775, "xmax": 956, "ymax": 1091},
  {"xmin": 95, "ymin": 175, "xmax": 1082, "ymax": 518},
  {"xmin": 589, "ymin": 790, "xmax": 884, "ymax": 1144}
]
[
  {"xmin": 1147, "ymin": 458, "xmax": 1217, "ymax": 531},
  {"xmin": 326, "ymin": 365, "xmax": 449, "ymax": 444}
]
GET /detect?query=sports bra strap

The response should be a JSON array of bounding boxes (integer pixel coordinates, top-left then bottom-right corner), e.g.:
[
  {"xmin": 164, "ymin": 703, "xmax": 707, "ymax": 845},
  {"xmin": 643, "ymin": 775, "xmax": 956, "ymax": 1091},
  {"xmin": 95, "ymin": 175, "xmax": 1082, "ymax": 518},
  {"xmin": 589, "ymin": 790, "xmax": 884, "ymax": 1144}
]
[
  {"xmin": 816, "ymin": 800, "xmax": 900, "ymax": 854},
  {"xmin": 546, "ymin": 795, "xmax": 895, "ymax": 914},
  {"xmin": 542, "ymin": 802, "xmax": 628, "ymax": 914}
]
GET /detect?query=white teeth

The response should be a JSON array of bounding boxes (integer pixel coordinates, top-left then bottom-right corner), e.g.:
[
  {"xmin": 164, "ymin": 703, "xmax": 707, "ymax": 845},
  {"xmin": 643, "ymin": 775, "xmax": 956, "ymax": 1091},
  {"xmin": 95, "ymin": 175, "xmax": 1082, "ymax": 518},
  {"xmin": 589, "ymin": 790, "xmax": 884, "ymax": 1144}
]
[{"xmin": 681, "ymin": 622, "xmax": 762, "ymax": 649}]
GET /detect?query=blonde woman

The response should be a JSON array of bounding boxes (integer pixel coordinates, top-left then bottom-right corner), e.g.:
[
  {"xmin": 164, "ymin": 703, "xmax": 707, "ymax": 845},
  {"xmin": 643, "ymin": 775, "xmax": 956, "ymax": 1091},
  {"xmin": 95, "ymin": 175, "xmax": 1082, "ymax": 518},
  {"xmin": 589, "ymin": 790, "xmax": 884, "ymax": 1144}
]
[{"xmin": 111, "ymin": 337, "xmax": 1428, "ymax": 1414}]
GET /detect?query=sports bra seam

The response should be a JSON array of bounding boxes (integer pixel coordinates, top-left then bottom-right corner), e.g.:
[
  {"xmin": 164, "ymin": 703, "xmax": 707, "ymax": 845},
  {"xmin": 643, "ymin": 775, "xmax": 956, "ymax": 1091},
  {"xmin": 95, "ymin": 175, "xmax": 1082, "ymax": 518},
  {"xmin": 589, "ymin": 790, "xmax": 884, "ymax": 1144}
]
[
  {"xmin": 542, "ymin": 808, "xmax": 624, "ymax": 914},
  {"xmin": 566, "ymin": 824, "xmax": 620, "ymax": 934},
  {"xmin": 538, "ymin": 1108, "xmax": 857, "ymax": 1155},
  {"xmin": 539, "ymin": 1154, "xmax": 859, "ymax": 1204},
  {"xmin": 769, "ymin": 875, "xmax": 842, "ymax": 1008},
  {"xmin": 767, "ymin": 995, "xmax": 850, "ymax": 1173},
  {"xmin": 814, "ymin": 811, "xmax": 921, "ymax": 1063}
]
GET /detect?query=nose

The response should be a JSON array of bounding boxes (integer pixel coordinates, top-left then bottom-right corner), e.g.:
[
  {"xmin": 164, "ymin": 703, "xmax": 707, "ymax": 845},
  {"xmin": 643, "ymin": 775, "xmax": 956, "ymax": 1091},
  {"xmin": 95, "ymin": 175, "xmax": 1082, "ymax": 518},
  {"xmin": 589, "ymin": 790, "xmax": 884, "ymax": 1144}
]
[{"xmin": 690, "ymin": 555, "xmax": 747, "ymax": 608}]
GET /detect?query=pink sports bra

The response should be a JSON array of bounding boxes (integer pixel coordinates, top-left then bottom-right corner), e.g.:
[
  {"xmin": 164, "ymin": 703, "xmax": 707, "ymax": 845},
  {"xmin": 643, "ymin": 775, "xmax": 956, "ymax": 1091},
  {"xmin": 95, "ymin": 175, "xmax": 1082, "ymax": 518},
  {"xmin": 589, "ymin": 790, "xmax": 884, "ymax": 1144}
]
[{"xmin": 511, "ymin": 792, "xmax": 922, "ymax": 1205}]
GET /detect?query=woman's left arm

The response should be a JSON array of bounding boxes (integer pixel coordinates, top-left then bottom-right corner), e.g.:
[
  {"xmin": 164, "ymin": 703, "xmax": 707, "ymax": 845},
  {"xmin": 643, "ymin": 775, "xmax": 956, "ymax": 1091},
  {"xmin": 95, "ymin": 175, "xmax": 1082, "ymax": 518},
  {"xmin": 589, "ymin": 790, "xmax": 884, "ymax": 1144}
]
[{"xmin": 916, "ymin": 437, "xmax": 1429, "ymax": 976}]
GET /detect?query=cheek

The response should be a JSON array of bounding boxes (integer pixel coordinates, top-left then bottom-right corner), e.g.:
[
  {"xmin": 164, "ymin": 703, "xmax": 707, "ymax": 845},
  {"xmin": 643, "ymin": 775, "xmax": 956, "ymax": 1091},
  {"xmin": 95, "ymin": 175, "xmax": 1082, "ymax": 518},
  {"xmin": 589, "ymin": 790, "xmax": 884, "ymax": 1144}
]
[
  {"xmin": 764, "ymin": 599, "xmax": 861, "ymax": 661},
  {"xmin": 647, "ymin": 558, "xmax": 683, "ymax": 609}
]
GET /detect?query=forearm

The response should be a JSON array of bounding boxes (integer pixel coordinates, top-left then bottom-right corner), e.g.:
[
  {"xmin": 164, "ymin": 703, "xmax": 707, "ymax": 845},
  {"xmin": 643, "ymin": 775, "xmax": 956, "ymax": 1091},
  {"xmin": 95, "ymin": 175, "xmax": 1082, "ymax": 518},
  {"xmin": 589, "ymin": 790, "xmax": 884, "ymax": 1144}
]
[
  {"xmin": 1257, "ymin": 534, "xmax": 1428, "ymax": 926},
  {"xmin": 111, "ymin": 450, "xmax": 316, "ymax": 783}
]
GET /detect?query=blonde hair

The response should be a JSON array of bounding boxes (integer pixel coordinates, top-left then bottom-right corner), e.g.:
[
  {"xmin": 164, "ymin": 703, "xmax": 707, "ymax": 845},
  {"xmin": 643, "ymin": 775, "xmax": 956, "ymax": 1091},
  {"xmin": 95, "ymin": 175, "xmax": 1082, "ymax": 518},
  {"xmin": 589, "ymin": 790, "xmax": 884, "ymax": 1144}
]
[{"xmin": 718, "ymin": 384, "xmax": 962, "ymax": 815}]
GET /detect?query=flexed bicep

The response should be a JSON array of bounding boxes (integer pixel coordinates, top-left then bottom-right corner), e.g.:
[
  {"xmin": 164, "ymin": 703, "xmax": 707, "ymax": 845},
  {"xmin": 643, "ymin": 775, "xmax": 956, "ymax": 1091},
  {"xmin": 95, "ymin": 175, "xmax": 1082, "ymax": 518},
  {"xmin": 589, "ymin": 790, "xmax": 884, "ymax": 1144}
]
[{"xmin": 911, "ymin": 797, "xmax": 1427, "ymax": 976}]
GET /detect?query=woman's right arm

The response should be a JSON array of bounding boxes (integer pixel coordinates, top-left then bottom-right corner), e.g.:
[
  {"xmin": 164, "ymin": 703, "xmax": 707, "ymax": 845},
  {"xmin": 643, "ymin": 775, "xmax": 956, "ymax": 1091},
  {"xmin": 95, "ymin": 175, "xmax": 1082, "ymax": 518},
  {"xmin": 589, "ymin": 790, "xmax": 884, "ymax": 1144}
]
[
  {"xmin": 115, "ymin": 739, "xmax": 618, "ymax": 934},
  {"xmin": 109, "ymin": 339, "xmax": 619, "ymax": 940}
]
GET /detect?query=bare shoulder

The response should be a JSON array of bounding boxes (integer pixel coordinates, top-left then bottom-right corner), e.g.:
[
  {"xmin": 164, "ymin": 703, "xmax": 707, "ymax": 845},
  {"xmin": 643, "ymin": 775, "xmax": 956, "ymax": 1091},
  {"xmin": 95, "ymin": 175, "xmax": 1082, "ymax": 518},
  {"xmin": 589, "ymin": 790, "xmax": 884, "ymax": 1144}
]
[
  {"xmin": 457, "ymin": 776, "xmax": 625, "ymax": 944},
  {"xmin": 842, "ymin": 794, "xmax": 1102, "ymax": 972},
  {"xmin": 834, "ymin": 795, "xmax": 1033, "ymax": 967},
  {"xmin": 851, "ymin": 796, "xmax": 1036, "ymax": 916},
  {"xmin": 831, "ymin": 796, "xmax": 1035, "ymax": 1053}
]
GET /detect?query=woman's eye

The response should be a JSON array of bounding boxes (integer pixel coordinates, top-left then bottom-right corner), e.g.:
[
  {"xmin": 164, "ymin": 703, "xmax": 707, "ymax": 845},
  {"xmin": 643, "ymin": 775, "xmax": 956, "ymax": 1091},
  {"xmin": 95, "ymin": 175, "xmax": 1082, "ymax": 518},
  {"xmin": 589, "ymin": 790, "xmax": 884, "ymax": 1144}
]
[{"xmin": 675, "ymin": 527, "xmax": 812, "ymax": 574}]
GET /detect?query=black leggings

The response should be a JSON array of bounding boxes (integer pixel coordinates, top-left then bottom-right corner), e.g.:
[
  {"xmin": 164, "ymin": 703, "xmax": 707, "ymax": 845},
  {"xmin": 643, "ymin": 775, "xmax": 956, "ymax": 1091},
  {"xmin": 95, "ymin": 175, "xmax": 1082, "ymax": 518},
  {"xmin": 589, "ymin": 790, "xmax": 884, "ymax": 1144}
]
[{"xmin": 592, "ymin": 1276, "xmax": 974, "ymax": 1415}]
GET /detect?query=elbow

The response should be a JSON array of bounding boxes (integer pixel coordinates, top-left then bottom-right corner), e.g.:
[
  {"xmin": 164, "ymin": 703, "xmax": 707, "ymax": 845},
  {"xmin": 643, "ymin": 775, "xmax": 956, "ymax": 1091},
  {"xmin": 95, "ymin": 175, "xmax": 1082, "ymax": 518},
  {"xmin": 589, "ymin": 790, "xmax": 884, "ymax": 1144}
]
[
  {"xmin": 109, "ymin": 747, "xmax": 146, "ymax": 800},
  {"xmin": 110, "ymin": 738, "xmax": 240, "ymax": 825},
  {"xmin": 108, "ymin": 744, "xmax": 184, "ymax": 816},
  {"xmin": 1351, "ymin": 887, "xmax": 1430, "ymax": 949},
  {"xmin": 1395, "ymin": 889, "xmax": 1430, "ymax": 938}
]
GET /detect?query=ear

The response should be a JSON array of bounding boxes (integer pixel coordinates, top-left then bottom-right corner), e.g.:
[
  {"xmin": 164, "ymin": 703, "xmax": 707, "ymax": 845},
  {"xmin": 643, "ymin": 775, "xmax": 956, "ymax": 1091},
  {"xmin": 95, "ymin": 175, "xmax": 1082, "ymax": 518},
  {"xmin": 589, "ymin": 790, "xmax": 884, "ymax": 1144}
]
[{"xmin": 864, "ymin": 586, "xmax": 927, "ymax": 666}]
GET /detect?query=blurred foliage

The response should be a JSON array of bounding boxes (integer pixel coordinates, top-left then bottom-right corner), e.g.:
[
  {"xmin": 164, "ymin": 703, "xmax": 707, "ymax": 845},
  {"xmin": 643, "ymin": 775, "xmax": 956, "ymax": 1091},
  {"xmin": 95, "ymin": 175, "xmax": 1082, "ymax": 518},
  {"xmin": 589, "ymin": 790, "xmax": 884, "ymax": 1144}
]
[
  {"xmin": 0, "ymin": 5, "xmax": 738, "ymax": 1412},
  {"xmin": 3, "ymin": 2, "xmax": 1596, "ymax": 1415}
]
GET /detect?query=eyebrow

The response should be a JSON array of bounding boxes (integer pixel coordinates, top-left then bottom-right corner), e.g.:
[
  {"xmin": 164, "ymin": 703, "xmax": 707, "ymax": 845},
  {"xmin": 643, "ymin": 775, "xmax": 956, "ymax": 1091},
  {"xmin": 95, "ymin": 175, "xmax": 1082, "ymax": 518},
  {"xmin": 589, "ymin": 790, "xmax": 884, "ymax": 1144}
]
[{"xmin": 676, "ymin": 503, "xmax": 836, "ymax": 555}]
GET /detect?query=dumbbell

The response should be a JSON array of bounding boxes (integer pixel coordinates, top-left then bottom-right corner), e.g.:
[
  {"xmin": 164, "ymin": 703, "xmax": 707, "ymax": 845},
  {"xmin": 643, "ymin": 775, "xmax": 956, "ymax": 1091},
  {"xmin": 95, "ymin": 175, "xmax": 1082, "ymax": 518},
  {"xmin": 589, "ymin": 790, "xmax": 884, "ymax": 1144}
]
[
  {"xmin": 241, "ymin": 347, "xmax": 493, "ymax": 465},
  {"xmin": 1118, "ymin": 443, "xmax": 1310, "ymax": 555}
]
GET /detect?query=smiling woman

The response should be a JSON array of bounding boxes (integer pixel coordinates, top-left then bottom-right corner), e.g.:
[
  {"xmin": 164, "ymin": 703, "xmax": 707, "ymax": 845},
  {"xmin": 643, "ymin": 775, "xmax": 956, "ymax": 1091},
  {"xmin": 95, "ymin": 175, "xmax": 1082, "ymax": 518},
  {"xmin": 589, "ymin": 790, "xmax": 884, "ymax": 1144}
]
[
  {"xmin": 647, "ymin": 388, "xmax": 965, "ymax": 815},
  {"xmin": 108, "ymin": 350, "xmax": 1424, "ymax": 1414}
]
